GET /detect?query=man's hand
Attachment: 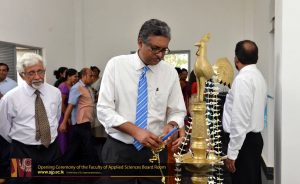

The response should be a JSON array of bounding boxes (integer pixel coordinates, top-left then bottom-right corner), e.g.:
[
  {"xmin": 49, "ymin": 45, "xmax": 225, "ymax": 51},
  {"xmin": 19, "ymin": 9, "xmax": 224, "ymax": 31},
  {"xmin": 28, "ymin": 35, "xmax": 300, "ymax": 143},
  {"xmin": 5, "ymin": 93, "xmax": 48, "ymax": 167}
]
[
  {"xmin": 171, "ymin": 136, "xmax": 185, "ymax": 152},
  {"xmin": 161, "ymin": 121, "xmax": 179, "ymax": 145},
  {"xmin": 116, "ymin": 122, "xmax": 162, "ymax": 150},
  {"xmin": 58, "ymin": 121, "xmax": 68, "ymax": 133},
  {"xmin": 225, "ymin": 158, "xmax": 236, "ymax": 173},
  {"xmin": 133, "ymin": 128, "xmax": 161, "ymax": 150}
]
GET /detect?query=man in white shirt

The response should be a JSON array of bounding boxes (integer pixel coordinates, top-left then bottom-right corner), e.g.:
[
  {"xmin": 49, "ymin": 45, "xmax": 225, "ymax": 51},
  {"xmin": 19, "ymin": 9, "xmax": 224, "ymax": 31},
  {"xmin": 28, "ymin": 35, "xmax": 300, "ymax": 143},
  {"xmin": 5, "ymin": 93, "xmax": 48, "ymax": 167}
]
[
  {"xmin": 97, "ymin": 19, "xmax": 186, "ymax": 183},
  {"xmin": 222, "ymin": 40, "xmax": 267, "ymax": 184},
  {"xmin": 0, "ymin": 63, "xmax": 17, "ymax": 181},
  {"xmin": 0, "ymin": 63, "xmax": 17, "ymax": 99},
  {"xmin": 0, "ymin": 53, "xmax": 61, "ymax": 184}
]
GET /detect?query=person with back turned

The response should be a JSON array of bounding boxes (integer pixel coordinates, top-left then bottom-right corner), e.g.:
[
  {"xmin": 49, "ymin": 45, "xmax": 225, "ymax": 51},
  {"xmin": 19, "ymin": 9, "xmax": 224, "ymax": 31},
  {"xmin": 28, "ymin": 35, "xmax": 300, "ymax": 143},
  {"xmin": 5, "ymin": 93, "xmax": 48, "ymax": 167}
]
[{"xmin": 223, "ymin": 40, "xmax": 267, "ymax": 184}]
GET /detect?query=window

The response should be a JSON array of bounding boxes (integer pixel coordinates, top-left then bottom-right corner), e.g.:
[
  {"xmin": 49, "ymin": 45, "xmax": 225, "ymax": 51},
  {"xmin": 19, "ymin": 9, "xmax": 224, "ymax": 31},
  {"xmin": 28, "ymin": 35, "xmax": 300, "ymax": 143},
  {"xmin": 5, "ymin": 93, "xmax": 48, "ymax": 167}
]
[
  {"xmin": 164, "ymin": 50, "xmax": 190, "ymax": 71},
  {"xmin": 0, "ymin": 41, "xmax": 16, "ymax": 80},
  {"xmin": 0, "ymin": 41, "xmax": 42, "ymax": 83}
]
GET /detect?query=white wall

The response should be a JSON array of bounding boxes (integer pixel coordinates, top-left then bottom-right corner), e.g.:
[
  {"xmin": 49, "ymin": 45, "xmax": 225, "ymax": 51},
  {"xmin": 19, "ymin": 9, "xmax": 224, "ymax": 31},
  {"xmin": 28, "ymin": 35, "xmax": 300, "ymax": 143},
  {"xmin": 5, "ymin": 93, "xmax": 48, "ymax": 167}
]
[
  {"xmin": 274, "ymin": 0, "xmax": 300, "ymax": 183},
  {"xmin": 81, "ymin": 0, "xmax": 246, "ymax": 75},
  {"xmin": 251, "ymin": 0, "xmax": 275, "ymax": 168},
  {"xmin": 0, "ymin": 0, "xmax": 76, "ymax": 85},
  {"xmin": 0, "ymin": 0, "xmax": 247, "ymax": 83}
]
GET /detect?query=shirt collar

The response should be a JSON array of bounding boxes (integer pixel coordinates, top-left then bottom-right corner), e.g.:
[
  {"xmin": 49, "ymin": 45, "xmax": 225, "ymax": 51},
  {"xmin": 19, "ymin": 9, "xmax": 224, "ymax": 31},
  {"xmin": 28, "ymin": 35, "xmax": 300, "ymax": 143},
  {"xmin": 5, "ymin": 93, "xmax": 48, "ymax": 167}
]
[
  {"xmin": 239, "ymin": 64, "xmax": 257, "ymax": 73},
  {"xmin": 79, "ymin": 80, "xmax": 86, "ymax": 87},
  {"xmin": 134, "ymin": 51, "xmax": 159, "ymax": 73},
  {"xmin": 23, "ymin": 82, "xmax": 46, "ymax": 96},
  {"xmin": 0, "ymin": 77, "xmax": 8, "ymax": 83}
]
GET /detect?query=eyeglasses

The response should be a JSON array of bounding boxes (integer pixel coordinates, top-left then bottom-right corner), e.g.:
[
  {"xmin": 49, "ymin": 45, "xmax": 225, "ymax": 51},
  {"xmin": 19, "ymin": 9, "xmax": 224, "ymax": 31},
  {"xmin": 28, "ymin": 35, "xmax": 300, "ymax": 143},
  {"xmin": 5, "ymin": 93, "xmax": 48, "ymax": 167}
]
[
  {"xmin": 23, "ymin": 70, "xmax": 46, "ymax": 77},
  {"xmin": 144, "ymin": 42, "xmax": 170, "ymax": 55}
]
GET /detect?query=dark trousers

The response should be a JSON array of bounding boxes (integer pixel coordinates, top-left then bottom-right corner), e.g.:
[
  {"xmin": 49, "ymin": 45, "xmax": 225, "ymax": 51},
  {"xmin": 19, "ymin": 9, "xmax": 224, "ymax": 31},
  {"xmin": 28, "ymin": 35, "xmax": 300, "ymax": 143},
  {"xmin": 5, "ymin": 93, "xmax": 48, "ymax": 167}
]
[
  {"xmin": 231, "ymin": 132, "xmax": 263, "ymax": 184},
  {"xmin": 0, "ymin": 136, "xmax": 10, "ymax": 179},
  {"xmin": 10, "ymin": 139, "xmax": 60, "ymax": 163},
  {"xmin": 101, "ymin": 135, "xmax": 168, "ymax": 184},
  {"xmin": 62, "ymin": 122, "xmax": 99, "ymax": 164},
  {"xmin": 8, "ymin": 139, "xmax": 61, "ymax": 184}
]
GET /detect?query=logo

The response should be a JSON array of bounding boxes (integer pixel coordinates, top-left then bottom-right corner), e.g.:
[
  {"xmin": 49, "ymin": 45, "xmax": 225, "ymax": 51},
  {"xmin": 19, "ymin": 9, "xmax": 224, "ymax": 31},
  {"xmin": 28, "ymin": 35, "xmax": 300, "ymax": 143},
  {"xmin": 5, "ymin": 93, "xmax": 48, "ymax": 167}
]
[{"xmin": 11, "ymin": 158, "xmax": 32, "ymax": 177}]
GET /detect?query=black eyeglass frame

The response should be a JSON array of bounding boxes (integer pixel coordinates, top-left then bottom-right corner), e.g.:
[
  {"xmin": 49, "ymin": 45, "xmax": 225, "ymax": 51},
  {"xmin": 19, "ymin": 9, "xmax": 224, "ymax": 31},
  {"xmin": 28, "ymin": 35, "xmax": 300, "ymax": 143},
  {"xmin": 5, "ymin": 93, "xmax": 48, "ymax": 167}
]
[{"xmin": 144, "ymin": 42, "xmax": 171, "ymax": 55}]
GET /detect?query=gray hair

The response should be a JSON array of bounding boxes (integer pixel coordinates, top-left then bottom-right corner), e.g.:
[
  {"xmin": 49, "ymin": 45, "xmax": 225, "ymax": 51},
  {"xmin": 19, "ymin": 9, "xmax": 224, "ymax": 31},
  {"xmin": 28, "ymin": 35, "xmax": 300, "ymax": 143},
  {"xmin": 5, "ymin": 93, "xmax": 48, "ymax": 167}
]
[
  {"xmin": 138, "ymin": 19, "xmax": 171, "ymax": 43},
  {"xmin": 17, "ymin": 53, "xmax": 45, "ymax": 74}
]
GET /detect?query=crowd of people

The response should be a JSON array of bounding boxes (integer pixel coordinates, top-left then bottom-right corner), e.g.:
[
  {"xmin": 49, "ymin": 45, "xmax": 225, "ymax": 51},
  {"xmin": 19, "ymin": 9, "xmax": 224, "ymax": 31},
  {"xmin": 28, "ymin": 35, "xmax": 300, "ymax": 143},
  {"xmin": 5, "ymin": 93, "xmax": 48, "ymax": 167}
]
[{"xmin": 0, "ymin": 19, "xmax": 267, "ymax": 184}]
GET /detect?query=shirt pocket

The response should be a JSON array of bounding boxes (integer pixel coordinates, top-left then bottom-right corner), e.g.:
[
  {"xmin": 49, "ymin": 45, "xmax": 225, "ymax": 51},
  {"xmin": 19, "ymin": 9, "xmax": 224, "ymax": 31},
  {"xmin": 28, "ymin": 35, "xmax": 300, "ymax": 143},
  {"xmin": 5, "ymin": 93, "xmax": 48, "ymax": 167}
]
[{"xmin": 149, "ymin": 90, "xmax": 168, "ymax": 117}]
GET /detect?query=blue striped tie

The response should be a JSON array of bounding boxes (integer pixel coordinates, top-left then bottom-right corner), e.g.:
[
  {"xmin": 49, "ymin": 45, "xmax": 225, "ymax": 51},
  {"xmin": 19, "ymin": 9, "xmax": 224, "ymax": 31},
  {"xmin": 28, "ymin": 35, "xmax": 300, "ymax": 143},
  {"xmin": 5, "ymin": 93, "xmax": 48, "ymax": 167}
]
[{"xmin": 133, "ymin": 66, "xmax": 149, "ymax": 150}]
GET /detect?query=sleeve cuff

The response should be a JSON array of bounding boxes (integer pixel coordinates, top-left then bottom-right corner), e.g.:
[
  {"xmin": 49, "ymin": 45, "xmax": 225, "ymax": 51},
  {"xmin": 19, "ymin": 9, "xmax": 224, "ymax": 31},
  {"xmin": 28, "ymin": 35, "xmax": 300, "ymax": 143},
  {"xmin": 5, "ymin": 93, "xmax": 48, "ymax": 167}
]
[
  {"xmin": 109, "ymin": 116, "xmax": 128, "ymax": 128},
  {"xmin": 227, "ymin": 148, "xmax": 238, "ymax": 160},
  {"xmin": 167, "ymin": 115, "xmax": 185, "ymax": 128}
]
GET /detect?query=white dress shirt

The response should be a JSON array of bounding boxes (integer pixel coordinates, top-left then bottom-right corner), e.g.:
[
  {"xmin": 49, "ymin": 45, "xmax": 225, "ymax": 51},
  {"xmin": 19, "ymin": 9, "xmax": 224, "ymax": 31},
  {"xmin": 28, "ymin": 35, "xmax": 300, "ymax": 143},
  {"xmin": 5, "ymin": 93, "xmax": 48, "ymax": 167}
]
[
  {"xmin": 222, "ymin": 64, "xmax": 267, "ymax": 160},
  {"xmin": 97, "ymin": 52, "xmax": 186, "ymax": 144},
  {"xmin": 0, "ymin": 82, "xmax": 61, "ymax": 145},
  {"xmin": 0, "ymin": 77, "xmax": 17, "ymax": 94}
]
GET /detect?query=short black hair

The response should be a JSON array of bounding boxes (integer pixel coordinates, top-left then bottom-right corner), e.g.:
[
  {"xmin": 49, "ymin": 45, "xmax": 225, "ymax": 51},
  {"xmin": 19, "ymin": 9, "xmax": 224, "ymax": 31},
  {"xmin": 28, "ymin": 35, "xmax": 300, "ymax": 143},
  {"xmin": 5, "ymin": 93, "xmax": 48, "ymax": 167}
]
[
  {"xmin": 235, "ymin": 40, "xmax": 258, "ymax": 65},
  {"xmin": 0, "ymin": 63, "xmax": 9, "ymax": 71},
  {"xmin": 181, "ymin": 68, "xmax": 188, "ymax": 73},
  {"xmin": 138, "ymin": 19, "xmax": 171, "ymax": 43}
]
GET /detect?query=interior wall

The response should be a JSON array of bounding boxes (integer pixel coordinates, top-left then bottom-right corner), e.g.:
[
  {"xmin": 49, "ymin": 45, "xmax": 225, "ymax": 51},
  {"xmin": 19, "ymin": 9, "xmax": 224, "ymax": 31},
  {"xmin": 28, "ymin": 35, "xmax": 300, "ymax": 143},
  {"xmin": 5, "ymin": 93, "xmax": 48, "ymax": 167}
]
[
  {"xmin": 251, "ymin": 0, "xmax": 275, "ymax": 168},
  {"xmin": 0, "ymin": 0, "xmax": 76, "ymax": 85},
  {"xmin": 274, "ymin": 0, "xmax": 282, "ymax": 182},
  {"xmin": 275, "ymin": 0, "xmax": 300, "ymax": 183},
  {"xmin": 81, "ymin": 0, "xmax": 246, "ymax": 75}
]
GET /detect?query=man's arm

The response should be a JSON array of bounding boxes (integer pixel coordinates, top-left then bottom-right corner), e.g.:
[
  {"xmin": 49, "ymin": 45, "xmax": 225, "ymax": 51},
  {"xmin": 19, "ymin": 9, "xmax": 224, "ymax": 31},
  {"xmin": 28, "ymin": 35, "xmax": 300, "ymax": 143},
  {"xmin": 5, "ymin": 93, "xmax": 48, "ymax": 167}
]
[
  {"xmin": 165, "ymin": 71, "xmax": 186, "ymax": 128},
  {"xmin": 97, "ymin": 60, "xmax": 129, "ymax": 128},
  {"xmin": 58, "ymin": 85, "xmax": 79, "ymax": 132},
  {"xmin": 59, "ymin": 103, "xmax": 74, "ymax": 133},
  {"xmin": 0, "ymin": 96, "xmax": 12, "ymax": 142},
  {"xmin": 227, "ymin": 78, "xmax": 253, "ymax": 160}
]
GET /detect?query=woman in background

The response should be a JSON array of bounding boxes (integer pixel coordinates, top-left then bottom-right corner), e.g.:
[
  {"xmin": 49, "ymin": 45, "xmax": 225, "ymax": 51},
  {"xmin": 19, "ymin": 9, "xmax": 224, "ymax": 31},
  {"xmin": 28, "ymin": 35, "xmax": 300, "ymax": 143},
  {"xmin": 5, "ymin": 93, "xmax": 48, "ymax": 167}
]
[
  {"xmin": 57, "ymin": 68, "xmax": 78, "ymax": 154},
  {"xmin": 54, "ymin": 66, "xmax": 68, "ymax": 87},
  {"xmin": 180, "ymin": 68, "xmax": 191, "ymax": 113}
]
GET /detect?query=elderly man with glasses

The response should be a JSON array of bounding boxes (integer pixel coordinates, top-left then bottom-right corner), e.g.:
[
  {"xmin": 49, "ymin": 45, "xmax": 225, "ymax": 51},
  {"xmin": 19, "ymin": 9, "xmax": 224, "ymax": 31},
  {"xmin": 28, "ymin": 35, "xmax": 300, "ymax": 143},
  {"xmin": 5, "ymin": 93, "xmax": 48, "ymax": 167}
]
[
  {"xmin": 97, "ymin": 19, "xmax": 186, "ymax": 184},
  {"xmin": 0, "ymin": 53, "xmax": 61, "ymax": 184}
]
